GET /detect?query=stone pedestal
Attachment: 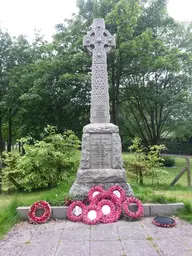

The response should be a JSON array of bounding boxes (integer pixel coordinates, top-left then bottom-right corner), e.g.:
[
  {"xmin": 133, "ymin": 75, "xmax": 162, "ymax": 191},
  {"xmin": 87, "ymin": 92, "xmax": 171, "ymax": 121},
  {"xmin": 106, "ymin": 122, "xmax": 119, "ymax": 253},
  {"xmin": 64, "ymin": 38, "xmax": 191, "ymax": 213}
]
[
  {"xmin": 69, "ymin": 19, "xmax": 133, "ymax": 198},
  {"xmin": 69, "ymin": 123, "xmax": 133, "ymax": 198}
]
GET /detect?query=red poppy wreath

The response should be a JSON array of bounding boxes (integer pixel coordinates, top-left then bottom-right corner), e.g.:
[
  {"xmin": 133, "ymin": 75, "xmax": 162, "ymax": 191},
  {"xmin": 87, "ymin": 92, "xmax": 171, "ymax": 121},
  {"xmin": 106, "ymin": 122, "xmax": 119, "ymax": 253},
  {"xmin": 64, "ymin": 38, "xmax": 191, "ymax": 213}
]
[
  {"xmin": 98, "ymin": 199, "xmax": 116, "ymax": 223},
  {"xmin": 93, "ymin": 191, "xmax": 122, "ymax": 222},
  {"xmin": 122, "ymin": 197, "xmax": 144, "ymax": 219},
  {"xmin": 82, "ymin": 204, "xmax": 101, "ymax": 225},
  {"xmin": 67, "ymin": 201, "xmax": 85, "ymax": 222},
  {"xmin": 88, "ymin": 186, "xmax": 105, "ymax": 202},
  {"xmin": 28, "ymin": 200, "xmax": 51, "ymax": 224},
  {"xmin": 108, "ymin": 185, "xmax": 126, "ymax": 203}
]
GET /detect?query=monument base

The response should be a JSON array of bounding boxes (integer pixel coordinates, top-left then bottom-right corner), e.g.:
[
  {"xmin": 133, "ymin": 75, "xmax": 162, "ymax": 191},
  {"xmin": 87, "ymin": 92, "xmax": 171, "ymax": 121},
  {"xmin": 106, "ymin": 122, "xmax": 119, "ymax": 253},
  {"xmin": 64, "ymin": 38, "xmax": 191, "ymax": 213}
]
[
  {"xmin": 69, "ymin": 123, "xmax": 133, "ymax": 198},
  {"xmin": 69, "ymin": 180, "xmax": 133, "ymax": 198}
]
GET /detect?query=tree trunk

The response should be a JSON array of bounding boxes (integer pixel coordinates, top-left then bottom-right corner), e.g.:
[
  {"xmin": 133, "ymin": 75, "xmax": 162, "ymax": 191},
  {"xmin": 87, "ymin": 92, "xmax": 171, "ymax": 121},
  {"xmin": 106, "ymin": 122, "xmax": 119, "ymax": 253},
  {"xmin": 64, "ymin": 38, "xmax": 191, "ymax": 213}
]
[
  {"xmin": 0, "ymin": 116, "xmax": 3, "ymax": 192},
  {"xmin": 139, "ymin": 168, "xmax": 143, "ymax": 185},
  {"xmin": 7, "ymin": 108, "xmax": 12, "ymax": 152}
]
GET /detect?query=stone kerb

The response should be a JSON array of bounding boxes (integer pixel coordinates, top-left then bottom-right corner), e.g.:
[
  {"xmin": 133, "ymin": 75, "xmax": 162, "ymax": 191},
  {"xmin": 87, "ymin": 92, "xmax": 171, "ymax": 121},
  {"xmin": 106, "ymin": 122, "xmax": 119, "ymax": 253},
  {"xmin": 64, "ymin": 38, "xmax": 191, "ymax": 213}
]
[{"xmin": 17, "ymin": 203, "xmax": 185, "ymax": 220}]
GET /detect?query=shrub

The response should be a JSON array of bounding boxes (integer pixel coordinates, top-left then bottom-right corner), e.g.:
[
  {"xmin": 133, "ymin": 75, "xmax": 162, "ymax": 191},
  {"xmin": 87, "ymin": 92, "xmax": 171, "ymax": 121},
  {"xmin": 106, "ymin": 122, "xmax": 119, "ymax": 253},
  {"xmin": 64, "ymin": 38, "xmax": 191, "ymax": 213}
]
[
  {"xmin": 125, "ymin": 138, "xmax": 168, "ymax": 185},
  {"xmin": 2, "ymin": 126, "xmax": 80, "ymax": 192},
  {"xmin": 161, "ymin": 156, "xmax": 175, "ymax": 167}
]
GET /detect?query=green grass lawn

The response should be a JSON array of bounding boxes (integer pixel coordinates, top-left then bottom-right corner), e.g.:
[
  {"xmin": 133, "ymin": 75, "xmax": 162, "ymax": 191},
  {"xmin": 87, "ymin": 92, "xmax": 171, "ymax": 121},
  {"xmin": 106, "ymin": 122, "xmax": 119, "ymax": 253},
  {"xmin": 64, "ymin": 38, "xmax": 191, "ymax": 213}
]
[{"xmin": 0, "ymin": 154, "xmax": 191, "ymax": 239}]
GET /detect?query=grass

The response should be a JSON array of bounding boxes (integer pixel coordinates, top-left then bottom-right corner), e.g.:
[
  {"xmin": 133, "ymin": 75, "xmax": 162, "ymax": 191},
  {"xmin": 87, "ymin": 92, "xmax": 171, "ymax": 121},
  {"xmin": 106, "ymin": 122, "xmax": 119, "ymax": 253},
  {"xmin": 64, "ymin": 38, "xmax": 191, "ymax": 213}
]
[
  {"xmin": 0, "ymin": 154, "xmax": 191, "ymax": 239},
  {"xmin": 0, "ymin": 170, "xmax": 77, "ymax": 239},
  {"xmin": 123, "ymin": 153, "xmax": 192, "ymax": 222}
]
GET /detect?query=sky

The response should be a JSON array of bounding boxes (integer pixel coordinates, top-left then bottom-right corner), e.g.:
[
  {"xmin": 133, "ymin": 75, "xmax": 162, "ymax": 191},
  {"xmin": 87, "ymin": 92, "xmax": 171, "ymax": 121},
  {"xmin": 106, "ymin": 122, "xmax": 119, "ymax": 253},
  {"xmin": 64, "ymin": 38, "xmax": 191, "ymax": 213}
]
[{"xmin": 0, "ymin": 0, "xmax": 192, "ymax": 41}]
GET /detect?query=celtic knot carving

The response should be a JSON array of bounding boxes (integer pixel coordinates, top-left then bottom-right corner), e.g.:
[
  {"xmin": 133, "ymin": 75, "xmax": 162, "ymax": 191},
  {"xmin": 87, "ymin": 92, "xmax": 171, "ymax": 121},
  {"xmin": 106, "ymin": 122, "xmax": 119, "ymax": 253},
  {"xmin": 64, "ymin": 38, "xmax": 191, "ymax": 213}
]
[{"xmin": 83, "ymin": 18, "xmax": 115, "ymax": 123}]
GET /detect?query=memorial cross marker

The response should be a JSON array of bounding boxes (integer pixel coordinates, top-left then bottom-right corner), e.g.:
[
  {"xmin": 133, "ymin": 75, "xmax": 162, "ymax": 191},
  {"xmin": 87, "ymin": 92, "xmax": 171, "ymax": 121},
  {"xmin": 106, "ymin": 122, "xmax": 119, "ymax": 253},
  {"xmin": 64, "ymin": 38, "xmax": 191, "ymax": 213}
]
[
  {"xmin": 83, "ymin": 18, "xmax": 115, "ymax": 123},
  {"xmin": 69, "ymin": 18, "xmax": 133, "ymax": 198}
]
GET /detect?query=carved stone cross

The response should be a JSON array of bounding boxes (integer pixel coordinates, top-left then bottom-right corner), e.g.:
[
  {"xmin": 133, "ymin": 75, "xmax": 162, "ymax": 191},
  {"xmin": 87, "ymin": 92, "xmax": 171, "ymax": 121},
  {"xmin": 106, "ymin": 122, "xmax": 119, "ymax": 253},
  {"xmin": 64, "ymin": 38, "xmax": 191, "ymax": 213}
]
[{"xmin": 83, "ymin": 18, "xmax": 115, "ymax": 123}]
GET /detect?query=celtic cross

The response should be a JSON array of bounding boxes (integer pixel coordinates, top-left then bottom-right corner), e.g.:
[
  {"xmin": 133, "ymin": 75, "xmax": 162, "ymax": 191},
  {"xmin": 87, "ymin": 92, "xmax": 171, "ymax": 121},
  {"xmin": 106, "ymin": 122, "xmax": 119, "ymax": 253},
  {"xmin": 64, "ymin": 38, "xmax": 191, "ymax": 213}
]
[{"xmin": 83, "ymin": 18, "xmax": 115, "ymax": 123}]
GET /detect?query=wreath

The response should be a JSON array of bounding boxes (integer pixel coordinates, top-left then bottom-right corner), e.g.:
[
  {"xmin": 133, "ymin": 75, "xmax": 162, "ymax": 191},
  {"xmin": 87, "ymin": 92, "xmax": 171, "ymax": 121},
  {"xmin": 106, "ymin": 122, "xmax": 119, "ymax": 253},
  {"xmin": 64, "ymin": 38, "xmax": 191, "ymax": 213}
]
[
  {"xmin": 67, "ymin": 201, "xmax": 85, "ymax": 222},
  {"xmin": 108, "ymin": 185, "xmax": 126, "ymax": 203},
  {"xmin": 122, "ymin": 197, "xmax": 144, "ymax": 219},
  {"xmin": 88, "ymin": 186, "xmax": 105, "ymax": 202},
  {"xmin": 28, "ymin": 200, "xmax": 51, "ymax": 224},
  {"xmin": 82, "ymin": 204, "xmax": 101, "ymax": 225},
  {"xmin": 152, "ymin": 216, "xmax": 176, "ymax": 228},
  {"xmin": 98, "ymin": 199, "xmax": 116, "ymax": 223},
  {"xmin": 93, "ymin": 191, "xmax": 122, "ymax": 222}
]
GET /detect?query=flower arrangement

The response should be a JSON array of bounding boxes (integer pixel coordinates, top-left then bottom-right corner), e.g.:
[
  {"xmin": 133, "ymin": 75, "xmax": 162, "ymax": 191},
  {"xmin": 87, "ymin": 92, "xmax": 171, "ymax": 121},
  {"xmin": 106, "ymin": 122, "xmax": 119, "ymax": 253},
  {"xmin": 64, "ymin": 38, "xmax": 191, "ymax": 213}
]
[
  {"xmin": 88, "ymin": 186, "xmax": 105, "ymax": 202},
  {"xmin": 28, "ymin": 200, "xmax": 51, "ymax": 224},
  {"xmin": 82, "ymin": 204, "xmax": 101, "ymax": 225},
  {"xmin": 122, "ymin": 197, "xmax": 144, "ymax": 219},
  {"xmin": 98, "ymin": 199, "xmax": 116, "ymax": 223},
  {"xmin": 28, "ymin": 186, "xmax": 144, "ymax": 225},
  {"xmin": 92, "ymin": 191, "xmax": 122, "ymax": 222},
  {"xmin": 108, "ymin": 185, "xmax": 126, "ymax": 203},
  {"xmin": 67, "ymin": 201, "xmax": 85, "ymax": 222}
]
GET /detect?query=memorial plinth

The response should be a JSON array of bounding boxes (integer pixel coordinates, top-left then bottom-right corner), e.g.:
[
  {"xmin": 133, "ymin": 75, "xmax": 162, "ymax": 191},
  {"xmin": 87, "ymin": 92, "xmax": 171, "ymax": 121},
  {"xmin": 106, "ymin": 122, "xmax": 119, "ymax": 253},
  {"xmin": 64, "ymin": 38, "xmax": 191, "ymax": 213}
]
[{"xmin": 69, "ymin": 19, "xmax": 133, "ymax": 198}]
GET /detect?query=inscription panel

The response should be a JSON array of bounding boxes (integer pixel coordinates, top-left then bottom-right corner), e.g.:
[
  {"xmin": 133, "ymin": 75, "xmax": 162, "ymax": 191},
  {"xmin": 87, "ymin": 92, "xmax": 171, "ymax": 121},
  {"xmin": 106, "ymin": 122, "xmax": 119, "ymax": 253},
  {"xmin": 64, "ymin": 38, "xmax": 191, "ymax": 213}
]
[{"xmin": 90, "ymin": 133, "xmax": 112, "ymax": 168}]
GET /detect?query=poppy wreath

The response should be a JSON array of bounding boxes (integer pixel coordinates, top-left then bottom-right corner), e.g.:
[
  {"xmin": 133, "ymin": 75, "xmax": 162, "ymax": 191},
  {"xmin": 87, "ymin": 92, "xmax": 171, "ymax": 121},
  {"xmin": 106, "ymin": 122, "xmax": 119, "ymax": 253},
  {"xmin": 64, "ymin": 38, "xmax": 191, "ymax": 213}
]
[
  {"xmin": 122, "ymin": 197, "xmax": 144, "ymax": 219},
  {"xmin": 88, "ymin": 186, "xmax": 105, "ymax": 202},
  {"xmin": 82, "ymin": 204, "xmax": 102, "ymax": 225},
  {"xmin": 93, "ymin": 191, "xmax": 122, "ymax": 222},
  {"xmin": 152, "ymin": 216, "xmax": 176, "ymax": 228},
  {"xmin": 98, "ymin": 199, "xmax": 116, "ymax": 223},
  {"xmin": 28, "ymin": 200, "xmax": 51, "ymax": 224},
  {"xmin": 67, "ymin": 201, "xmax": 85, "ymax": 222},
  {"xmin": 108, "ymin": 185, "xmax": 126, "ymax": 203}
]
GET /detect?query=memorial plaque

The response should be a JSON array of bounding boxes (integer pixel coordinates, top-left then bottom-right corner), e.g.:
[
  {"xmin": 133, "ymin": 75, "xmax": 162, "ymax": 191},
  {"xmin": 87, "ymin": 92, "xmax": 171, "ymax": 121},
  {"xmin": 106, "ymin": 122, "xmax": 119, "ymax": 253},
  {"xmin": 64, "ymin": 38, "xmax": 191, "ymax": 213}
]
[{"xmin": 90, "ymin": 134, "xmax": 112, "ymax": 168}]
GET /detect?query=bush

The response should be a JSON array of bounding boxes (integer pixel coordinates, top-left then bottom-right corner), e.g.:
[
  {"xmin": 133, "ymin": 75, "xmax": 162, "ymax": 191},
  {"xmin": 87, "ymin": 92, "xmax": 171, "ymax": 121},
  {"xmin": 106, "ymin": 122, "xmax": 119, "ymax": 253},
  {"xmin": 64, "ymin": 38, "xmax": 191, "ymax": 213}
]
[
  {"xmin": 2, "ymin": 126, "xmax": 80, "ymax": 192},
  {"xmin": 125, "ymin": 138, "xmax": 168, "ymax": 185},
  {"xmin": 162, "ymin": 156, "xmax": 175, "ymax": 167}
]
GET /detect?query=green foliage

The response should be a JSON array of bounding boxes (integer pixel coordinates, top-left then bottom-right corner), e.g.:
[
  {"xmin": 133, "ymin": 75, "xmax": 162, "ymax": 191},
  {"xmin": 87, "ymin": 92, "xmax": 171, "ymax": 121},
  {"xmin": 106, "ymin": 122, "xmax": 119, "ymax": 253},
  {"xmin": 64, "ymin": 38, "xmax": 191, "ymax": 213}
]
[
  {"xmin": 161, "ymin": 156, "xmax": 175, "ymax": 167},
  {"xmin": 2, "ymin": 126, "xmax": 80, "ymax": 191},
  {"xmin": 124, "ymin": 137, "xmax": 168, "ymax": 185},
  {"xmin": 0, "ymin": 198, "xmax": 20, "ymax": 239}
]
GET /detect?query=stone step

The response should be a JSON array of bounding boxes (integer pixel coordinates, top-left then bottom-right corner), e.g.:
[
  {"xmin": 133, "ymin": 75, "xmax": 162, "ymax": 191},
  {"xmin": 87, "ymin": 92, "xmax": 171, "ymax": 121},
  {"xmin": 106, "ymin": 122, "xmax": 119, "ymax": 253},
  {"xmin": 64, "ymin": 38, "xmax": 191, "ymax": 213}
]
[{"xmin": 17, "ymin": 203, "xmax": 184, "ymax": 220}]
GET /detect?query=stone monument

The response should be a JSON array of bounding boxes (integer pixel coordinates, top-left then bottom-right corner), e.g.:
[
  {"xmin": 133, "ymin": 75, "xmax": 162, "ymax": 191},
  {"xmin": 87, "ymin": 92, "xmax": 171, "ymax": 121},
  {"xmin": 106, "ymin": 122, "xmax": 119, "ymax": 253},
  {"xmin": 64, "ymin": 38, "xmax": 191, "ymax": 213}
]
[{"xmin": 69, "ymin": 18, "xmax": 133, "ymax": 197}]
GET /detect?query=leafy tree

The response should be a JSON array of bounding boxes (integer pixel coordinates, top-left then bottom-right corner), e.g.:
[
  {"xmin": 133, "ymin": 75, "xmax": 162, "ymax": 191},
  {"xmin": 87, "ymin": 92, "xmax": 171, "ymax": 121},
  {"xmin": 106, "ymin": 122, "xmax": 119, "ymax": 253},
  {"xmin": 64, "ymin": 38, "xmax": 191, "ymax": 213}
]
[
  {"xmin": 2, "ymin": 126, "xmax": 80, "ymax": 191},
  {"xmin": 124, "ymin": 137, "xmax": 167, "ymax": 185}
]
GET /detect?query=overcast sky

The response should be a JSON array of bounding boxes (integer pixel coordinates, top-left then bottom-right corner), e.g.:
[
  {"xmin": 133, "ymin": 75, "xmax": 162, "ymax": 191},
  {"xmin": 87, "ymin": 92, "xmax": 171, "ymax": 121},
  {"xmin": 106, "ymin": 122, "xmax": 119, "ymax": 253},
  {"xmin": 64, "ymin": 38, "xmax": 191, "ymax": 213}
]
[{"xmin": 0, "ymin": 0, "xmax": 191, "ymax": 41}]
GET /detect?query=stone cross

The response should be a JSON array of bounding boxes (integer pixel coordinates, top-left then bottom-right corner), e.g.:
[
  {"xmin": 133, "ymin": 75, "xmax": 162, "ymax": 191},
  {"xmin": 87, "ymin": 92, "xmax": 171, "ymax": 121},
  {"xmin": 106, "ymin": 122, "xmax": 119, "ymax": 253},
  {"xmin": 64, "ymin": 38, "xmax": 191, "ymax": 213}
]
[{"xmin": 83, "ymin": 18, "xmax": 115, "ymax": 123}]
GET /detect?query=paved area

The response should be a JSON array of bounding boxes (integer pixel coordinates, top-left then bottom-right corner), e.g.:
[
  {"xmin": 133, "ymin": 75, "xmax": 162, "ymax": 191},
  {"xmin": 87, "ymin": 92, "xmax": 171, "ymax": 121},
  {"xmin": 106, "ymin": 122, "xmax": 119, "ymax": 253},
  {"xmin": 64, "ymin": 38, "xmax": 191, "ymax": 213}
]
[{"xmin": 0, "ymin": 217, "xmax": 191, "ymax": 256}]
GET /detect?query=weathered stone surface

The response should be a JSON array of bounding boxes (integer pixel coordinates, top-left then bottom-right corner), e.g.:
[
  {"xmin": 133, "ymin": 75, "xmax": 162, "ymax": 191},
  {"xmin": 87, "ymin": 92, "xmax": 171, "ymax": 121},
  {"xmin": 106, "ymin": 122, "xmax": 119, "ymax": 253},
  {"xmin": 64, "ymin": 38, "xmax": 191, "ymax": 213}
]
[
  {"xmin": 112, "ymin": 133, "xmax": 123, "ymax": 169},
  {"xmin": 83, "ymin": 19, "xmax": 115, "ymax": 124},
  {"xmin": 80, "ymin": 125, "xmax": 123, "ymax": 170},
  {"xmin": 69, "ymin": 181, "xmax": 133, "ymax": 198},
  {"xmin": 83, "ymin": 123, "xmax": 119, "ymax": 133},
  {"xmin": 69, "ymin": 18, "xmax": 133, "ymax": 198},
  {"xmin": 76, "ymin": 169, "xmax": 126, "ymax": 183},
  {"xmin": 90, "ymin": 133, "xmax": 112, "ymax": 169},
  {"xmin": 150, "ymin": 203, "xmax": 184, "ymax": 216}
]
